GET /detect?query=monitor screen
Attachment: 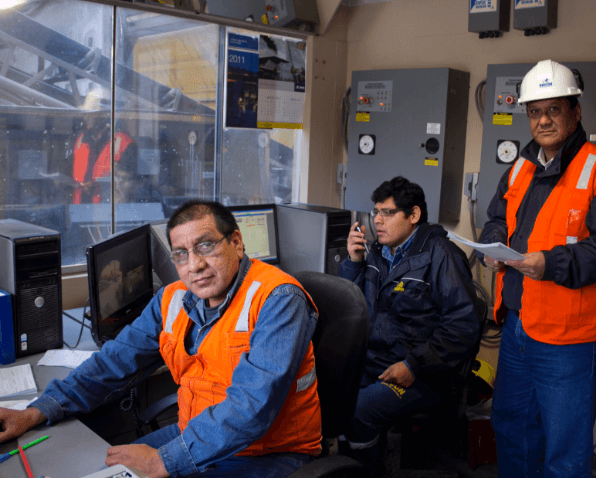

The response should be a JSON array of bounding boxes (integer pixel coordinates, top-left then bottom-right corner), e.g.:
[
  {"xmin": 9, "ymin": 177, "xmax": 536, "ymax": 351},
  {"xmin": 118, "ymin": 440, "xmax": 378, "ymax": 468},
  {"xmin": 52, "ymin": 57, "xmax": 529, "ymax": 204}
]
[
  {"xmin": 229, "ymin": 204, "xmax": 280, "ymax": 265},
  {"xmin": 86, "ymin": 224, "xmax": 154, "ymax": 346}
]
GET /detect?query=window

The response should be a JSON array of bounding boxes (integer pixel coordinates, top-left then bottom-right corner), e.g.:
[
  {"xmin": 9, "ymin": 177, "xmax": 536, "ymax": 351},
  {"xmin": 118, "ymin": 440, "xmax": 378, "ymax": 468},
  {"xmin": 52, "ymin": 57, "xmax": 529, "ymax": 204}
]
[{"xmin": 0, "ymin": 0, "xmax": 305, "ymax": 267}]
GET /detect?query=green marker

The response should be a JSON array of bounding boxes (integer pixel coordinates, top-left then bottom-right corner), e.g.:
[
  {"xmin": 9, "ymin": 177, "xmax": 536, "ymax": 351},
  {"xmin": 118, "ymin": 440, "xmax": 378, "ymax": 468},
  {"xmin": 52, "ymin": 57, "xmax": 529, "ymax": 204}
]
[{"xmin": 0, "ymin": 435, "xmax": 50, "ymax": 463}]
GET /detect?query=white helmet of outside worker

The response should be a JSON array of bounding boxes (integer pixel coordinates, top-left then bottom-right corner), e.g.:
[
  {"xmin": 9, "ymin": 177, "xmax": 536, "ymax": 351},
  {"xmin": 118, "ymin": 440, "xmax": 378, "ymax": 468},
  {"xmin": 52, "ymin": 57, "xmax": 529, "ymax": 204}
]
[
  {"xmin": 518, "ymin": 60, "xmax": 583, "ymax": 105},
  {"xmin": 81, "ymin": 86, "xmax": 111, "ymax": 111}
]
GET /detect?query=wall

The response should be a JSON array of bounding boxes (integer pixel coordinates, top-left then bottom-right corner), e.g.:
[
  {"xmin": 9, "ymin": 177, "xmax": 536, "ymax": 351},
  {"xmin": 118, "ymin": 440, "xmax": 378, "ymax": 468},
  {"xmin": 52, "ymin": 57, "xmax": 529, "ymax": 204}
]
[
  {"xmin": 300, "ymin": 6, "xmax": 349, "ymax": 206},
  {"xmin": 304, "ymin": 0, "xmax": 596, "ymax": 369}
]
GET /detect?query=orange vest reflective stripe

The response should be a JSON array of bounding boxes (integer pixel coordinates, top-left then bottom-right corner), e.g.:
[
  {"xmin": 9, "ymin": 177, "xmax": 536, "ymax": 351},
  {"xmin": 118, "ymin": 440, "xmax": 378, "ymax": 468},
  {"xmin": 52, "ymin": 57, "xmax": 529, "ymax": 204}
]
[
  {"xmin": 494, "ymin": 142, "xmax": 596, "ymax": 344},
  {"xmin": 160, "ymin": 259, "xmax": 322, "ymax": 455},
  {"xmin": 72, "ymin": 131, "xmax": 134, "ymax": 204}
]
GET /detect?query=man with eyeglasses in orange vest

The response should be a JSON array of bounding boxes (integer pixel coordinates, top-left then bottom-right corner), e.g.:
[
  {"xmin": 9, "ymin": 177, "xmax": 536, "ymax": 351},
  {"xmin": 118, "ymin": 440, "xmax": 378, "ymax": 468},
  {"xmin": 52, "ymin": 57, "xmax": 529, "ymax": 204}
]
[
  {"xmin": 338, "ymin": 176, "xmax": 481, "ymax": 475},
  {"xmin": 0, "ymin": 200, "xmax": 322, "ymax": 478},
  {"xmin": 480, "ymin": 60, "xmax": 596, "ymax": 478}
]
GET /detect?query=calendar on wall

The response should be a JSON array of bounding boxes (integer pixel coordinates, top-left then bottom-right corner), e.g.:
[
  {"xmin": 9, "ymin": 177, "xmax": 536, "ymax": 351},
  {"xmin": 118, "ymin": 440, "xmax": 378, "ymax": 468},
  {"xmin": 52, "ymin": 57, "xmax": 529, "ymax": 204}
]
[
  {"xmin": 256, "ymin": 35, "xmax": 306, "ymax": 129},
  {"xmin": 225, "ymin": 32, "xmax": 306, "ymax": 130}
]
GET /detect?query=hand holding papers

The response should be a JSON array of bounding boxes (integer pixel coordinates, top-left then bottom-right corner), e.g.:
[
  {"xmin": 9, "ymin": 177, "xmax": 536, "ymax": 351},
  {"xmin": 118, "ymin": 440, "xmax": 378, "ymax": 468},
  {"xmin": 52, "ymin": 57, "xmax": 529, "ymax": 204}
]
[{"xmin": 447, "ymin": 231, "xmax": 526, "ymax": 262}]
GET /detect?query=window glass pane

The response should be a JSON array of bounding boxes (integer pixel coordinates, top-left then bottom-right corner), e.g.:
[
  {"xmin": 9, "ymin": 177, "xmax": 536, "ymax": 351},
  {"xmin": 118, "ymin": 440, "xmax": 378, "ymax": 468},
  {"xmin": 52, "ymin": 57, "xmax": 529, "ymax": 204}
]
[
  {"xmin": 113, "ymin": 9, "xmax": 218, "ymax": 232},
  {"xmin": 0, "ymin": 0, "xmax": 114, "ymax": 265},
  {"xmin": 221, "ymin": 28, "xmax": 303, "ymax": 206}
]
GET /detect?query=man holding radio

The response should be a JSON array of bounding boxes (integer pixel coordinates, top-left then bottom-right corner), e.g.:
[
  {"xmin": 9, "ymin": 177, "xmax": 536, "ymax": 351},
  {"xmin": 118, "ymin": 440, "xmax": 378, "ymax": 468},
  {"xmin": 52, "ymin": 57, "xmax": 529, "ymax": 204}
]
[{"xmin": 338, "ymin": 175, "xmax": 481, "ymax": 475}]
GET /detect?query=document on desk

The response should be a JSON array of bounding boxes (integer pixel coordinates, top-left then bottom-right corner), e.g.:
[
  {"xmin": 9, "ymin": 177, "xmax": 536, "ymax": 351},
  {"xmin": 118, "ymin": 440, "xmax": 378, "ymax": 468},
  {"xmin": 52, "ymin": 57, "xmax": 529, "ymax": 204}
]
[
  {"xmin": 447, "ymin": 231, "xmax": 526, "ymax": 262},
  {"xmin": 0, "ymin": 364, "xmax": 37, "ymax": 398},
  {"xmin": 37, "ymin": 349, "xmax": 95, "ymax": 369},
  {"xmin": 0, "ymin": 397, "xmax": 38, "ymax": 410}
]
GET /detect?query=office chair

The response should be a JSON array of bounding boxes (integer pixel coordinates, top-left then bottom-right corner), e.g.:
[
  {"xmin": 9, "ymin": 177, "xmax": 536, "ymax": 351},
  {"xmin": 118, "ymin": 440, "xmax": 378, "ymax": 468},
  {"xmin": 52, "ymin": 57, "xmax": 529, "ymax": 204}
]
[
  {"xmin": 391, "ymin": 286, "xmax": 489, "ymax": 471},
  {"xmin": 139, "ymin": 270, "xmax": 370, "ymax": 478}
]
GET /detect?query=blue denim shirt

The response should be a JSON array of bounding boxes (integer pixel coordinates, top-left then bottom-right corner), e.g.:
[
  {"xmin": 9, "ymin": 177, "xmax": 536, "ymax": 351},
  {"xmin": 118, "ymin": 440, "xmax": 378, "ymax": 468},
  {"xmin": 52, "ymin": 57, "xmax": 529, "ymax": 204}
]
[
  {"xmin": 30, "ymin": 256, "xmax": 317, "ymax": 477},
  {"xmin": 380, "ymin": 226, "xmax": 418, "ymax": 270}
]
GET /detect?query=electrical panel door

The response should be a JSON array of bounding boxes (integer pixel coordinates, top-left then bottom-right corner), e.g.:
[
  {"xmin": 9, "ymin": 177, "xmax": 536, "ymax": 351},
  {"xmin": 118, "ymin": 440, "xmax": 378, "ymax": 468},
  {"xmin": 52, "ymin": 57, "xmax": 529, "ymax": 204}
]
[{"xmin": 346, "ymin": 68, "xmax": 470, "ymax": 223}]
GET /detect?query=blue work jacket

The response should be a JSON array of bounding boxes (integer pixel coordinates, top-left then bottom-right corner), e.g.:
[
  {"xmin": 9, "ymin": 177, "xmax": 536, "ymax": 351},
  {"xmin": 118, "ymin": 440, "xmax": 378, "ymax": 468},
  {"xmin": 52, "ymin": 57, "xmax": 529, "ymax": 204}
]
[{"xmin": 339, "ymin": 222, "xmax": 481, "ymax": 387}]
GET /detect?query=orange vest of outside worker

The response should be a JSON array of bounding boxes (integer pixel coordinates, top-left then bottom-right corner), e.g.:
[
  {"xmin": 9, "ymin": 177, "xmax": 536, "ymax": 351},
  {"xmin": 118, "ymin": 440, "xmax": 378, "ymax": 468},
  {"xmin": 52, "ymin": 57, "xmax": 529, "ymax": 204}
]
[
  {"xmin": 72, "ymin": 131, "xmax": 134, "ymax": 204},
  {"xmin": 159, "ymin": 259, "xmax": 322, "ymax": 455},
  {"xmin": 494, "ymin": 141, "xmax": 596, "ymax": 344}
]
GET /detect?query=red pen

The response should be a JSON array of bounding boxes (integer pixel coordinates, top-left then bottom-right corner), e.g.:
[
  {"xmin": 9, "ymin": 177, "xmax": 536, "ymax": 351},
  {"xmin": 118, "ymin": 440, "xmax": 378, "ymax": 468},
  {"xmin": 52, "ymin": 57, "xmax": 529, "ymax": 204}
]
[{"xmin": 18, "ymin": 444, "xmax": 34, "ymax": 478}]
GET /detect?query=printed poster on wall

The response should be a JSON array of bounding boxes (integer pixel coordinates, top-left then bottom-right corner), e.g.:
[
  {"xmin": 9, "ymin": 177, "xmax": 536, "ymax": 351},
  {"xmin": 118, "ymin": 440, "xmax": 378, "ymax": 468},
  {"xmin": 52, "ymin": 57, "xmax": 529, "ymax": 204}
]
[
  {"xmin": 257, "ymin": 35, "xmax": 306, "ymax": 129},
  {"xmin": 226, "ymin": 33, "xmax": 259, "ymax": 128}
]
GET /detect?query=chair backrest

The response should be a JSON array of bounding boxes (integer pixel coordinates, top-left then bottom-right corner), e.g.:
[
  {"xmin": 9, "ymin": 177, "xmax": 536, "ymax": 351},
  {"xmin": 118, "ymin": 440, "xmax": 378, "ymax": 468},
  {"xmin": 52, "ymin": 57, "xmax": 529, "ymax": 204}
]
[
  {"xmin": 294, "ymin": 271, "xmax": 370, "ymax": 439},
  {"xmin": 453, "ymin": 286, "xmax": 489, "ymax": 419}
]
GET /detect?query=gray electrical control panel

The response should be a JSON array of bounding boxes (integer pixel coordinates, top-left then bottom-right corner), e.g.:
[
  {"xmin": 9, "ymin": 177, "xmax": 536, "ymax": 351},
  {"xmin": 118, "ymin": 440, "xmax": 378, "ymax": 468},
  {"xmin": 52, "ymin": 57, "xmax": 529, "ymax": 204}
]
[
  {"xmin": 468, "ymin": 0, "xmax": 510, "ymax": 34},
  {"xmin": 513, "ymin": 0, "xmax": 557, "ymax": 31},
  {"xmin": 265, "ymin": 0, "xmax": 319, "ymax": 30},
  {"xmin": 476, "ymin": 61, "xmax": 596, "ymax": 229},
  {"xmin": 206, "ymin": 0, "xmax": 318, "ymax": 31},
  {"xmin": 345, "ymin": 68, "xmax": 470, "ymax": 223}
]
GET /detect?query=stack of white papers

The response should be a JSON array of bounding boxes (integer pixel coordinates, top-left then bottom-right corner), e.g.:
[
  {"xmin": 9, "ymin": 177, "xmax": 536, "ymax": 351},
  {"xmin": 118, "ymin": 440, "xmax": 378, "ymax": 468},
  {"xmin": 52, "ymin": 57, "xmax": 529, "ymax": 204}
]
[
  {"xmin": 0, "ymin": 364, "xmax": 37, "ymax": 398},
  {"xmin": 37, "ymin": 349, "xmax": 95, "ymax": 369},
  {"xmin": 447, "ymin": 231, "xmax": 526, "ymax": 262}
]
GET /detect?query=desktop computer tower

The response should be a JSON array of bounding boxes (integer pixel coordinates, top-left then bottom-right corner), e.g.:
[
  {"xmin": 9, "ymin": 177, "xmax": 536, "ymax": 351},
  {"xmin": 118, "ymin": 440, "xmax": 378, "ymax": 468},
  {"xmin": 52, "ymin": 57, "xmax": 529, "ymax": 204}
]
[
  {"xmin": 0, "ymin": 219, "xmax": 63, "ymax": 357},
  {"xmin": 277, "ymin": 203, "xmax": 351, "ymax": 276}
]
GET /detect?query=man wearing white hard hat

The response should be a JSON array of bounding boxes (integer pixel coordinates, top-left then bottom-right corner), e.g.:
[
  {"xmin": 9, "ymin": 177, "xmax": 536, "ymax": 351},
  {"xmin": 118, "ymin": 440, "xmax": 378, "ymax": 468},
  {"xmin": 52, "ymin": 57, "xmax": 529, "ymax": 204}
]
[{"xmin": 480, "ymin": 60, "xmax": 596, "ymax": 477}]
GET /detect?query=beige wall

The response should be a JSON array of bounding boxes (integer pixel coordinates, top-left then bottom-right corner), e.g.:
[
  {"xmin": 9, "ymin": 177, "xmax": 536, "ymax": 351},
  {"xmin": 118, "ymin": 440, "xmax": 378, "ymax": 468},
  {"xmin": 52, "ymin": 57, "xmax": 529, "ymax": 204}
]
[
  {"xmin": 304, "ymin": 0, "xmax": 596, "ymax": 369},
  {"xmin": 301, "ymin": 6, "xmax": 350, "ymax": 205}
]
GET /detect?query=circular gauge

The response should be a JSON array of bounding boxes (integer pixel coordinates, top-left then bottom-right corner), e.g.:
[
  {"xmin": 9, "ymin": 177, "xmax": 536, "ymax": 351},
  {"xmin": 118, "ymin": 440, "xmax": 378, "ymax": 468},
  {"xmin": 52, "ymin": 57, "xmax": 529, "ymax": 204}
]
[
  {"xmin": 359, "ymin": 134, "xmax": 376, "ymax": 155},
  {"xmin": 497, "ymin": 140, "xmax": 519, "ymax": 163}
]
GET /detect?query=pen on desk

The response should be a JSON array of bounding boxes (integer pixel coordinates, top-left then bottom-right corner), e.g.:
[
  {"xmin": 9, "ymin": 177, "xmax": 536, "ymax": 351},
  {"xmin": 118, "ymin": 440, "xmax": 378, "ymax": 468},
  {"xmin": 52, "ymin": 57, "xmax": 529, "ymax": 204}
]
[
  {"xmin": 18, "ymin": 444, "xmax": 34, "ymax": 478},
  {"xmin": 356, "ymin": 226, "xmax": 369, "ymax": 254},
  {"xmin": 0, "ymin": 435, "xmax": 50, "ymax": 463}
]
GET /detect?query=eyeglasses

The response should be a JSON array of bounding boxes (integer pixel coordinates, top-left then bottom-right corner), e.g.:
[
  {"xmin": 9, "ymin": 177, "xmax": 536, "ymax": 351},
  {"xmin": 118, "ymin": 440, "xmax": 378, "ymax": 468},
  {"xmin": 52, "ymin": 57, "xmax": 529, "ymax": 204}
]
[
  {"xmin": 170, "ymin": 236, "xmax": 227, "ymax": 265},
  {"xmin": 528, "ymin": 105, "xmax": 563, "ymax": 121},
  {"xmin": 371, "ymin": 208, "xmax": 400, "ymax": 218}
]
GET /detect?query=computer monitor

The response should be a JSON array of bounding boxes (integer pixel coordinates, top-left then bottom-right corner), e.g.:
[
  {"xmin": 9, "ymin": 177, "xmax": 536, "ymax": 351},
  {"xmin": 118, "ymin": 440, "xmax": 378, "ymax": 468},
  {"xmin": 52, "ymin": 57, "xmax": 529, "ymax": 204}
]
[
  {"xmin": 229, "ymin": 204, "xmax": 280, "ymax": 265},
  {"xmin": 86, "ymin": 224, "xmax": 154, "ymax": 347},
  {"xmin": 149, "ymin": 219, "xmax": 179, "ymax": 287}
]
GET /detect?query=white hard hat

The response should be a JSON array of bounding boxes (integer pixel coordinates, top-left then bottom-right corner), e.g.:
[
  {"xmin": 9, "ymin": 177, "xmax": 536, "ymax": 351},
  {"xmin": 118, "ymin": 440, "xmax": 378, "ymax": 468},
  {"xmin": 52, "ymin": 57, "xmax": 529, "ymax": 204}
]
[
  {"xmin": 518, "ymin": 60, "xmax": 583, "ymax": 105},
  {"xmin": 81, "ymin": 86, "xmax": 110, "ymax": 111}
]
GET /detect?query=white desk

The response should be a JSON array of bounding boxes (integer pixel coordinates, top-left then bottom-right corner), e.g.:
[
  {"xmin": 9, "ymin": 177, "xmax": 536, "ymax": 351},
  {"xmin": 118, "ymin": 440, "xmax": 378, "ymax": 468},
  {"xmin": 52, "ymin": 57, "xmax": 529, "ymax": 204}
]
[{"xmin": 0, "ymin": 310, "xmax": 150, "ymax": 478}]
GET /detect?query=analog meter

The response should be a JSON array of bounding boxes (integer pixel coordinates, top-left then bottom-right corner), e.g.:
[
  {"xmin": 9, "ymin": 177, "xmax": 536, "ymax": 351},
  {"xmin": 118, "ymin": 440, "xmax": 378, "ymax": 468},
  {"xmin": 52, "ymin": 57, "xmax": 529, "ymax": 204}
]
[
  {"xmin": 358, "ymin": 134, "xmax": 376, "ymax": 155},
  {"xmin": 496, "ymin": 140, "xmax": 520, "ymax": 164}
]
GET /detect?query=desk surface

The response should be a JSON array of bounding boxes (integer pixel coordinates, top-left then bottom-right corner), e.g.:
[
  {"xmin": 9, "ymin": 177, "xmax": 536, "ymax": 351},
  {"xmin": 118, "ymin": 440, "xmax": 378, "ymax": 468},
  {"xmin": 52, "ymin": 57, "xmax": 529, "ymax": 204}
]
[{"xmin": 0, "ymin": 309, "xmax": 148, "ymax": 478}]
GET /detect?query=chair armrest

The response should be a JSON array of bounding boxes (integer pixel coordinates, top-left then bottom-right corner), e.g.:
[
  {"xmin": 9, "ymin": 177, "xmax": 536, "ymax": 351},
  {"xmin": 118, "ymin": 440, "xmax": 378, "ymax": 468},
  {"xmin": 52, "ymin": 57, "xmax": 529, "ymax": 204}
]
[
  {"xmin": 287, "ymin": 455, "xmax": 363, "ymax": 478},
  {"xmin": 138, "ymin": 392, "xmax": 178, "ymax": 431}
]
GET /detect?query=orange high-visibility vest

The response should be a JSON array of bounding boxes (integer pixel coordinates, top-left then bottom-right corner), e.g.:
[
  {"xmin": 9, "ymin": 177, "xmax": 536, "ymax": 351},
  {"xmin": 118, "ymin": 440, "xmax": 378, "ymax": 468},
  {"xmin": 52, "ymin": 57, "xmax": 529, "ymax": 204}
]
[
  {"xmin": 494, "ymin": 142, "xmax": 596, "ymax": 344},
  {"xmin": 72, "ymin": 131, "xmax": 134, "ymax": 204},
  {"xmin": 160, "ymin": 259, "xmax": 322, "ymax": 455}
]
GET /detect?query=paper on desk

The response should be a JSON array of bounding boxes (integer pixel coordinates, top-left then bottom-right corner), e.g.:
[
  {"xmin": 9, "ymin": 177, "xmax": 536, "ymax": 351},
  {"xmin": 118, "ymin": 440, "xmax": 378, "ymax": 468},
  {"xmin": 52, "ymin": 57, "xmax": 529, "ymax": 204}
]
[
  {"xmin": 37, "ymin": 349, "xmax": 95, "ymax": 369},
  {"xmin": 0, "ymin": 397, "xmax": 38, "ymax": 410},
  {"xmin": 0, "ymin": 364, "xmax": 37, "ymax": 398},
  {"xmin": 447, "ymin": 231, "xmax": 526, "ymax": 262}
]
